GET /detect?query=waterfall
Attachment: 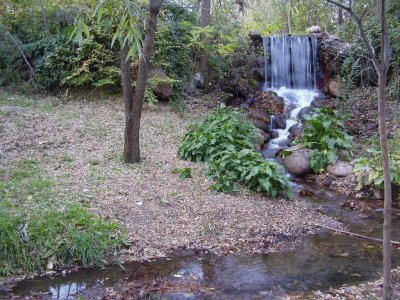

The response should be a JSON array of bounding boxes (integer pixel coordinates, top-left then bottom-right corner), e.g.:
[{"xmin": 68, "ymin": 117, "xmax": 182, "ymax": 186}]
[
  {"xmin": 261, "ymin": 35, "xmax": 319, "ymax": 154},
  {"xmin": 263, "ymin": 36, "xmax": 317, "ymax": 90}
]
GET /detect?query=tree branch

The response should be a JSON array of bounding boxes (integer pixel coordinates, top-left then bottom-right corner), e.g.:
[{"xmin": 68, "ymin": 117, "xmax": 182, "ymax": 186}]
[
  {"xmin": 315, "ymin": 224, "xmax": 400, "ymax": 246},
  {"xmin": 327, "ymin": 0, "xmax": 381, "ymax": 72},
  {"xmin": 5, "ymin": 31, "xmax": 35, "ymax": 80}
]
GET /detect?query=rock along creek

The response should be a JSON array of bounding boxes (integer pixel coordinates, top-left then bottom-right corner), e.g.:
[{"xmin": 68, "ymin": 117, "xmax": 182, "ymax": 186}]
[{"xmin": 7, "ymin": 36, "xmax": 400, "ymax": 299}]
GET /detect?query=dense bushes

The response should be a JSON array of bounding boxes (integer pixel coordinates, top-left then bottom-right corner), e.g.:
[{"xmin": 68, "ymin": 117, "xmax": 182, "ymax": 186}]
[
  {"xmin": 0, "ymin": 2, "xmax": 199, "ymax": 94},
  {"xmin": 179, "ymin": 105, "xmax": 291, "ymax": 197},
  {"xmin": 296, "ymin": 108, "xmax": 353, "ymax": 173}
]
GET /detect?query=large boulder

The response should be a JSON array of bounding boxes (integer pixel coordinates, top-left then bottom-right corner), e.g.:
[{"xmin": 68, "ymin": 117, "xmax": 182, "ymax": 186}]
[
  {"xmin": 282, "ymin": 149, "xmax": 312, "ymax": 176},
  {"xmin": 326, "ymin": 161, "xmax": 353, "ymax": 177},
  {"xmin": 328, "ymin": 80, "xmax": 341, "ymax": 97},
  {"xmin": 250, "ymin": 91, "xmax": 285, "ymax": 114},
  {"xmin": 297, "ymin": 106, "xmax": 314, "ymax": 120},
  {"xmin": 307, "ymin": 25, "xmax": 321, "ymax": 33},
  {"xmin": 148, "ymin": 66, "xmax": 175, "ymax": 100},
  {"xmin": 274, "ymin": 114, "xmax": 286, "ymax": 129},
  {"xmin": 248, "ymin": 108, "xmax": 271, "ymax": 124}
]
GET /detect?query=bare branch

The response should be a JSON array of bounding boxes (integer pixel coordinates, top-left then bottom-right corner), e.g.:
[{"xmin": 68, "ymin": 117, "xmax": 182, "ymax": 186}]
[
  {"xmin": 315, "ymin": 224, "xmax": 400, "ymax": 246},
  {"xmin": 5, "ymin": 31, "xmax": 35, "ymax": 80},
  {"xmin": 326, "ymin": 0, "xmax": 350, "ymax": 11},
  {"xmin": 327, "ymin": 0, "xmax": 381, "ymax": 72}
]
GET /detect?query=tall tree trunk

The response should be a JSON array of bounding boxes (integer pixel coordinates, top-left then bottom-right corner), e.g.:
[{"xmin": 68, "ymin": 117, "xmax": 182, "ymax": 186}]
[
  {"xmin": 326, "ymin": 1, "xmax": 392, "ymax": 298},
  {"xmin": 379, "ymin": 72, "xmax": 392, "ymax": 300},
  {"xmin": 200, "ymin": 0, "xmax": 210, "ymax": 84},
  {"xmin": 378, "ymin": 1, "xmax": 392, "ymax": 298},
  {"xmin": 38, "ymin": 0, "xmax": 48, "ymax": 32},
  {"xmin": 122, "ymin": 0, "xmax": 164, "ymax": 163}
]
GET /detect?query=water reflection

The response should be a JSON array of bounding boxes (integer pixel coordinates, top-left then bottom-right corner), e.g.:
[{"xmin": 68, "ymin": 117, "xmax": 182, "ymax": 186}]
[{"xmin": 11, "ymin": 189, "xmax": 400, "ymax": 299}]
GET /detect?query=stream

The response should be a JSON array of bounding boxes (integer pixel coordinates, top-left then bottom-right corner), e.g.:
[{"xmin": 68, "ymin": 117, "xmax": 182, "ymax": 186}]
[
  {"xmin": 9, "ymin": 187, "xmax": 400, "ymax": 299},
  {"xmin": 7, "ymin": 36, "xmax": 400, "ymax": 299}
]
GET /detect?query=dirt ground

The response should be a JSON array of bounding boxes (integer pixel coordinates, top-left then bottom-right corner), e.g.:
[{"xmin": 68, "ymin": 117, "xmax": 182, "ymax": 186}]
[{"xmin": 0, "ymin": 91, "xmax": 341, "ymax": 262}]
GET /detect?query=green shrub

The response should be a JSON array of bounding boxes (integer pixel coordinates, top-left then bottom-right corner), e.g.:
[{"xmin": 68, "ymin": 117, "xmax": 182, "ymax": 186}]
[
  {"xmin": 208, "ymin": 149, "xmax": 291, "ymax": 197},
  {"xmin": 0, "ymin": 159, "xmax": 125, "ymax": 276},
  {"xmin": 354, "ymin": 148, "xmax": 400, "ymax": 192},
  {"xmin": 179, "ymin": 105, "xmax": 291, "ymax": 197},
  {"xmin": 297, "ymin": 107, "xmax": 353, "ymax": 173},
  {"xmin": 178, "ymin": 104, "xmax": 257, "ymax": 162}
]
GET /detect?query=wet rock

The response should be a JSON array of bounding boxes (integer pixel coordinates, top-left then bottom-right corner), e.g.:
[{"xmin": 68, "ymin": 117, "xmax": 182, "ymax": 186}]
[
  {"xmin": 254, "ymin": 129, "xmax": 265, "ymax": 151},
  {"xmin": 252, "ymin": 120, "xmax": 269, "ymax": 132},
  {"xmin": 311, "ymin": 95, "xmax": 334, "ymax": 108},
  {"xmin": 329, "ymin": 80, "xmax": 341, "ymax": 97},
  {"xmin": 248, "ymin": 109, "xmax": 271, "ymax": 124},
  {"xmin": 282, "ymin": 149, "xmax": 312, "ymax": 176},
  {"xmin": 270, "ymin": 131, "xmax": 279, "ymax": 139},
  {"xmin": 276, "ymin": 139, "xmax": 290, "ymax": 148},
  {"xmin": 259, "ymin": 130, "xmax": 270, "ymax": 143},
  {"xmin": 274, "ymin": 114, "xmax": 286, "ymax": 129},
  {"xmin": 297, "ymin": 107, "xmax": 314, "ymax": 120},
  {"xmin": 288, "ymin": 124, "xmax": 302, "ymax": 138},
  {"xmin": 285, "ymin": 103, "xmax": 297, "ymax": 117},
  {"xmin": 262, "ymin": 148, "xmax": 280, "ymax": 160},
  {"xmin": 251, "ymin": 91, "xmax": 285, "ymax": 114},
  {"xmin": 326, "ymin": 161, "xmax": 353, "ymax": 177},
  {"xmin": 148, "ymin": 66, "xmax": 175, "ymax": 100}
]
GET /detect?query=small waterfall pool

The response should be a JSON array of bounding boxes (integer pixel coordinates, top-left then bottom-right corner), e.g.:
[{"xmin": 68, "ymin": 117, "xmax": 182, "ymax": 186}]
[
  {"xmin": 267, "ymin": 87, "xmax": 318, "ymax": 150},
  {"xmin": 261, "ymin": 35, "xmax": 320, "ymax": 155}
]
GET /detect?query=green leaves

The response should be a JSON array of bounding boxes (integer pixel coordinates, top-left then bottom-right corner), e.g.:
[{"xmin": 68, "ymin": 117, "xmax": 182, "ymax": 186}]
[
  {"xmin": 297, "ymin": 107, "xmax": 353, "ymax": 173},
  {"xmin": 171, "ymin": 167, "xmax": 192, "ymax": 179},
  {"xmin": 70, "ymin": 0, "xmax": 144, "ymax": 60},
  {"xmin": 353, "ymin": 148, "xmax": 400, "ymax": 191},
  {"xmin": 179, "ymin": 106, "xmax": 291, "ymax": 197}
]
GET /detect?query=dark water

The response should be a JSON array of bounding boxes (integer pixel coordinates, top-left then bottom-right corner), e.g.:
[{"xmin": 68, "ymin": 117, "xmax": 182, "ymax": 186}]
[{"xmin": 9, "ymin": 187, "xmax": 400, "ymax": 299}]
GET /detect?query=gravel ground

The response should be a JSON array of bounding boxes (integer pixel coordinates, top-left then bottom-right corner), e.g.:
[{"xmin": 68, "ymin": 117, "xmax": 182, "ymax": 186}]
[{"xmin": 0, "ymin": 91, "xmax": 341, "ymax": 261}]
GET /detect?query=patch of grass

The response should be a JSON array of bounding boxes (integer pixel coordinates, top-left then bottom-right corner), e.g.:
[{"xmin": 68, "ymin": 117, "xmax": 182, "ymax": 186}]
[
  {"xmin": 0, "ymin": 159, "xmax": 125, "ymax": 276},
  {"xmin": 171, "ymin": 167, "xmax": 192, "ymax": 179},
  {"xmin": 0, "ymin": 92, "xmax": 57, "ymax": 114},
  {"xmin": 85, "ymin": 121, "xmax": 109, "ymax": 138},
  {"xmin": 60, "ymin": 154, "xmax": 74, "ymax": 163},
  {"xmin": 87, "ymin": 158, "xmax": 100, "ymax": 166}
]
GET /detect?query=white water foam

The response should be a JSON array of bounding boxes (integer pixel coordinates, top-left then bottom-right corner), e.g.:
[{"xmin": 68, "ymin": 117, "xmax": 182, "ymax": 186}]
[{"xmin": 267, "ymin": 87, "xmax": 318, "ymax": 150}]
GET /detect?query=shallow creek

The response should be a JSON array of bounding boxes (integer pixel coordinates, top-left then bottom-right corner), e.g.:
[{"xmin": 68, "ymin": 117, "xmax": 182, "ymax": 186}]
[
  {"xmin": 8, "ymin": 36, "xmax": 400, "ymax": 299},
  {"xmin": 10, "ymin": 186, "xmax": 400, "ymax": 299}
]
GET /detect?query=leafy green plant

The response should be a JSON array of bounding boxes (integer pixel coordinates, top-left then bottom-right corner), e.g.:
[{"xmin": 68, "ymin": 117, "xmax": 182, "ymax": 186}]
[
  {"xmin": 208, "ymin": 149, "xmax": 291, "ymax": 197},
  {"xmin": 297, "ymin": 107, "xmax": 353, "ymax": 173},
  {"xmin": 179, "ymin": 105, "xmax": 291, "ymax": 197},
  {"xmin": 178, "ymin": 104, "xmax": 257, "ymax": 162},
  {"xmin": 171, "ymin": 167, "xmax": 192, "ymax": 179},
  {"xmin": 353, "ymin": 148, "xmax": 400, "ymax": 191}
]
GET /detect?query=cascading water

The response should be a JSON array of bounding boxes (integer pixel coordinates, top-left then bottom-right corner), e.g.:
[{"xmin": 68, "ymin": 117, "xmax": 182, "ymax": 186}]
[{"xmin": 262, "ymin": 36, "xmax": 319, "ymax": 152}]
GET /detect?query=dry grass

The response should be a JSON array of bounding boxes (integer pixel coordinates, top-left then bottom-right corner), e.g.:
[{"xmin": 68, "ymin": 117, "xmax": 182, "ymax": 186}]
[{"xmin": 0, "ymin": 91, "xmax": 340, "ymax": 261}]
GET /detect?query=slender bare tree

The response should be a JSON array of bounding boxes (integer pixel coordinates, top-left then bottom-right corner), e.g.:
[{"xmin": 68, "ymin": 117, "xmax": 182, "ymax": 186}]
[
  {"xmin": 327, "ymin": 1, "xmax": 392, "ymax": 298},
  {"xmin": 121, "ymin": 0, "xmax": 165, "ymax": 163},
  {"xmin": 200, "ymin": 0, "xmax": 210, "ymax": 84}
]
